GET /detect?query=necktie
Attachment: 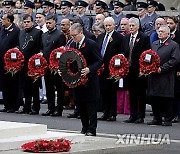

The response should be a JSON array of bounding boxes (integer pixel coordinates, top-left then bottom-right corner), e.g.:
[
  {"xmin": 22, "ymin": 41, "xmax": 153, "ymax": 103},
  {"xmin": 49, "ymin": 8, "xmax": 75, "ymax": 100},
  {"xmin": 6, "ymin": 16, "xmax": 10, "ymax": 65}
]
[
  {"xmin": 128, "ymin": 36, "xmax": 134, "ymax": 65},
  {"xmin": 101, "ymin": 34, "xmax": 109, "ymax": 57}
]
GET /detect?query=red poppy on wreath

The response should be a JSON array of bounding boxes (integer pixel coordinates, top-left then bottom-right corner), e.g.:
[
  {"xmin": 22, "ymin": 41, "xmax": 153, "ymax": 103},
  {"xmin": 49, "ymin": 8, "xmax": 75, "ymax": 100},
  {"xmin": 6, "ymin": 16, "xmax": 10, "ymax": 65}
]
[
  {"xmin": 165, "ymin": 42, "xmax": 169, "ymax": 46},
  {"xmin": 4, "ymin": 48, "xmax": 24, "ymax": 76},
  {"xmin": 136, "ymin": 38, "xmax": 140, "ymax": 42},
  {"xmin": 49, "ymin": 47, "xmax": 65, "ymax": 74},
  {"xmin": 139, "ymin": 49, "xmax": 160, "ymax": 76},
  {"xmin": 21, "ymin": 138, "xmax": 71, "ymax": 153},
  {"xmin": 109, "ymin": 54, "xmax": 129, "ymax": 80},
  {"xmin": 59, "ymin": 48, "xmax": 88, "ymax": 88},
  {"xmin": 28, "ymin": 54, "xmax": 48, "ymax": 82},
  {"xmin": 97, "ymin": 64, "xmax": 104, "ymax": 76},
  {"xmin": 109, "ymin": 37, "xmax": 113, "ymax": 42},
  {"xmin": 81, "ymin": 43, "xmax": 86, "ymax": 48}
]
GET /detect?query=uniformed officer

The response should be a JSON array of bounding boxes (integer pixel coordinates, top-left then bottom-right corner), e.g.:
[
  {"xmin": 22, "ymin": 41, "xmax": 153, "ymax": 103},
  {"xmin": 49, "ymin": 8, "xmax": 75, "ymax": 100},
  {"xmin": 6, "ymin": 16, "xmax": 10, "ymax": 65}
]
[
  {"xmin": 95, "ymin": 0, "xmax": 108, "ymax": 15},
  {"xmin": 1, "ymin": 0, "xmax": 15, "ymax": 17},
  {"xmin": 112, "ymin": 1, "xmax": 125, "ymax": 32},
  {"xmin": 142, "ymin": 1, "xmax": 159, "ymax": 36},
  {"xmin": 136, "ymin": 2, "xmax": 148, "ymax": 32},
  {"xmin": 75, "ymin": 0, "xmax": 92, "ymax": 31},
  {"xmin": 41, "ymin": 0, "xmax": 55, "ymax": 16},
  {"xmin": 34, "ymin": 0, "xmax": 42, "ymax": 9},
  {"xmin": 56, "ymin": 0, "xmax": 73, "ymax": 30}
]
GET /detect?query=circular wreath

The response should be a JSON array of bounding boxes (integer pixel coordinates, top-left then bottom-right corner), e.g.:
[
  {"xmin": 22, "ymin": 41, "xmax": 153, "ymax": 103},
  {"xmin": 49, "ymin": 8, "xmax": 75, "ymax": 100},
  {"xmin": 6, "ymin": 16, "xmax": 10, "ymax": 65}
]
[
  {"xmin": 109, "ymin": 54, "xmax": 129, "ymax": 79},
  {"xmin": 139, "ymin": 49, "xmax": 160, "ymax": 76},
  {"xmin": 97, "ymin": 64, "xmax": 104, "ymax": 76},
  {"xmin": 49, "ymin": 47, "xmax": 66, "ymax": 74},
  {"xmin": 28, "ymin": 54, "xmax": 48, "ymax": 81},
  {"xmin": 4, "ymin": 48, "xmax": 24, "ymax": 75},
  {"xmin": 21, "ymin": 138, "xmax": 71, "ymax": 153},
  {"xmin": 59, "ymin": 48, "xmax": 88, "ymax": 88}
]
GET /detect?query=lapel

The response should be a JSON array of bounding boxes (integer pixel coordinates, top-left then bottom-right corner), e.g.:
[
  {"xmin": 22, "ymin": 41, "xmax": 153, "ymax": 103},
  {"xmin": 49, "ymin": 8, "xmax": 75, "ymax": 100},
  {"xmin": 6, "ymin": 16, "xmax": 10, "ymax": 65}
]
[{"xmin": 132, "ymin": 32, "xmax": 141, "ymax": 50}]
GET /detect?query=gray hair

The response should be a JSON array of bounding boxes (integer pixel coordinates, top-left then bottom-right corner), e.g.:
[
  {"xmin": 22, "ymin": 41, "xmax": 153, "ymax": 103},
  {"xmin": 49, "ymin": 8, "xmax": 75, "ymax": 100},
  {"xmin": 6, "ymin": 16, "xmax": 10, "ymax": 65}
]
[
  {"xmin": 159, "ymin": 25, "xmax": 170, "ymax": 34},
  {"xmin": 70, "ymin": 23, "xmax": 83, "ymax": 33},
  {"xmin": 128, "ymin": 17, "xmax": 140, "ymax": 27},
  {"xmin": 104, "ymin": 17, "xmax": 115, "ymax": 25},
  {"xmin": 92, "ymin": 22, "xmax": 105, "ymax": 33}
]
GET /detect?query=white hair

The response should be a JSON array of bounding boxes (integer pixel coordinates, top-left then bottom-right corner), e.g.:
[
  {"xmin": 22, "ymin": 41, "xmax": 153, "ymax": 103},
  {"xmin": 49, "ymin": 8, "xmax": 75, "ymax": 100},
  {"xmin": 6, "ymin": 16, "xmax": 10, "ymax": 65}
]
[
  {"xmin": 159, "ymin": 25, "xmax": 170, "ymax": 34},
  {"xmin": 128, "ymin": 17, "xmax": 140, "ymax": 27},
  {"xmin": 104, "ymin": 17, "xmax": 115, "ymax": 25}
]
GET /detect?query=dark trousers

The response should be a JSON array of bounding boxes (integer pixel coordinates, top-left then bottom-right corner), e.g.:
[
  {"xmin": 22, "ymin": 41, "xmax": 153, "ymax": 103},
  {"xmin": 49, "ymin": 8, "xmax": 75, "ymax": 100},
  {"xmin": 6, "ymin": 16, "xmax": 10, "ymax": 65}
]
[
  {"xmin": 44, "ymin": 72, "xmax": 64, "ymax": 112},
  {"xmin": 3, "ymin": 73, "xmax": 20, "ymax": 111},
  {"xmin": 101, "ymin": 89, "xmax": 117, "ymax": 117},
  {"xmin": 173, "ymin": 93, "xmax": 180, "ymax": 117},
  {"xmin": 129, "ymin": 88, "xmax": 146, "ymax": 119},
  {"xmin": 79, "ymin": 100, "xmax": 97, "ymax": 133},
  {"xmin": 151, "ymin": 96, "xmax": 173, "ymax": 122},
  {"xmin": 23, "ymin": 76, "xmax": 40, "ymax": 112}
]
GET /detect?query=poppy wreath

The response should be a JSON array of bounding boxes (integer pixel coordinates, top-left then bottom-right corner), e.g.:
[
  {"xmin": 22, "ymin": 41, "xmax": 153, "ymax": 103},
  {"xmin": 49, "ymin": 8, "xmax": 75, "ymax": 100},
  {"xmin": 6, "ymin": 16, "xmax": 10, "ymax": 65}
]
[
  {"xmin": 59, "ymin": 48, "xmax": 88, "ymax": 88},
  {"xmin": 97, "ymin": 64, "xmax": 104, "ymax": 76},
  {"xmin": 49, "ymin": 47, "xmax": 66, "ymax": 74},
  {"xmin": 109, "ymin": 54, "xmax": 129, "ymax": 79},
  {"xmin": 4, "ymin": 48, "xmax": 24, "ymax": 76},
  {"xmin": 139, "ymin": 49, "xmax": 160, "ymax": 76},
  {"xmin": 28, "ymin": 54, "xmax": 48, "ymax": 81},
  {"xmin": 21, "ymin": 138, "xmax": 71, "ymax": 153}
]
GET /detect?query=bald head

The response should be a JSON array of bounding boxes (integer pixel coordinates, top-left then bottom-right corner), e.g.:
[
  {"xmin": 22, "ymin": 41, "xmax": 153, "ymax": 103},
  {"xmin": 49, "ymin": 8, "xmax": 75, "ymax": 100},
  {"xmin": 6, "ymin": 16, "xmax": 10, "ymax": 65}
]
[
  {"xmin": 95, "ymin": 14, "xmax": 105, "ymax": 24},
  {"xmin": 155, "ymin": 17, "xmax": 166, "ymax": 30},
  {"xmin": 61, "ymin": 18, "xmax": 71, "ymax": 33}
]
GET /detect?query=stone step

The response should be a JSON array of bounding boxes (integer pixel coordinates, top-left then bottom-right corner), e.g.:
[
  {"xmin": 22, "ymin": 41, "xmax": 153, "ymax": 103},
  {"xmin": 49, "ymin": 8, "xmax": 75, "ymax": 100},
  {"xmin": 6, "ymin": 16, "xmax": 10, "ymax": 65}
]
[{"xmin": 0, "ymin": 121, "xmax": 47, "ymax": 139}]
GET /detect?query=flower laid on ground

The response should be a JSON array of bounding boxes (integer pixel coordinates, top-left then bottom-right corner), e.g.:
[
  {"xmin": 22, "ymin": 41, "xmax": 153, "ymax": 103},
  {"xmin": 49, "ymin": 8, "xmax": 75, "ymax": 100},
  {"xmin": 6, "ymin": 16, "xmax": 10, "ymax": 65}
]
[
  {"xmin": 139, "ymin": 49, "xmax": 160, "ymax": 76},
  {"xmin": 4, "ymin": 48, "xmax": 24, "ymax": 76},
  {"xmin": 28, "ymin": 54, "xmax": 48, "ymax": 81},
  {"xmin": 59, "ymin": 48, "xmax": 88, "ymax": 88},
  {"xmin": 49, "ymin": 47, "xmax": 66, "ymax": 74},
  {"xmin": 21, "ymin": 138, "xmax": 71, "ymax": 153},
  {"xmin": 109, "ymin": 54, "xmax": 129, "ymax": 80}
]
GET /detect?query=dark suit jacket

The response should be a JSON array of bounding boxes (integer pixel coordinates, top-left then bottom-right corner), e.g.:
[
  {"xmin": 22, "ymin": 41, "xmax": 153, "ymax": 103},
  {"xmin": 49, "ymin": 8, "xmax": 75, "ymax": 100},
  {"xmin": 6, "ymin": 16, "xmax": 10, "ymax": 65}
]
[
  {"xmin": 70, "ymin": 37, "xmax": 103, "ymax": 102},
  {"xmin": 96, "ymin": 31, "xmax": 124, "ymax": 90},
  {"xmin": 0, "ymin": 23, "xmax": 20, "ymax": 90},
  {"xmin": 123, "ymin": 31, "xmax": 151, "ymax": 90}
]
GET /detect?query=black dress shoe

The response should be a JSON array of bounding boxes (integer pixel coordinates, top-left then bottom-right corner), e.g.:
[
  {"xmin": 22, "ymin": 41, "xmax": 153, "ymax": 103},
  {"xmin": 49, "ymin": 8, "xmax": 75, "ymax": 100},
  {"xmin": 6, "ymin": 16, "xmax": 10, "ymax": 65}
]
[
  {"xmin": 97, "ymin": 114, "xmax": 108, "ymax": 121},
  {"xmin": 162, "ymin": 121, "xmax": 172, "ymax": 126},
  {"xmin": 0, "ymin": 108, "xmax": 7, "ymax": 112},
  {"xmin": 172, "ymin": 116, "xmax": 180, "ymax": 123},
  {"xmin": 124, "ymin": 117, "xmax": 137, "ymax": 123},
  {"xmin": 67, "ymin": 113, "xmax": 79, "ymax": 118},
  {"xmin": 147, "ymin": 120, "xmax": 162, "ymax": 125},
  {"xmin": 42, "ymin": 110, "xmax": 53, "ymax": 116},
  {"xmin": 7, "ymin": 109, "xmax": 15, "ymax": 113},
  {"xmin": 86, "ymin": 132, "xmax": 96, "ymax": 136},
  {"xmin": 80, "ymin": 128, "xmax": 87, "ymax": 134},
  {"xmin": 29, "ymin": 110, "xmax": 39, "ymax": 115},
  {"xmin": 134, "ymin": 118, "xmax": 144, "ymax": 124},
  {"xmin": 51, "ymin": 111, "xmax": 62, "ymax": 117},
  {"xmin": 107, "ymin": 116, "xmax": 116, "ymax": 121},
  {"xmin": 16, "ymin": 110, "xmax": 30, "ymax": 114}
]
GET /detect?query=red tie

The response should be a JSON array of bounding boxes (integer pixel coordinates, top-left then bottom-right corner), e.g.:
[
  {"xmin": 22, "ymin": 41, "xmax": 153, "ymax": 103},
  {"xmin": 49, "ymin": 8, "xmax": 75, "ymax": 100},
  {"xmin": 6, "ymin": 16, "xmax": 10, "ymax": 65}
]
[{"xmin": 40, "ymin": 25, "xmax": 43, "ymax": 29}]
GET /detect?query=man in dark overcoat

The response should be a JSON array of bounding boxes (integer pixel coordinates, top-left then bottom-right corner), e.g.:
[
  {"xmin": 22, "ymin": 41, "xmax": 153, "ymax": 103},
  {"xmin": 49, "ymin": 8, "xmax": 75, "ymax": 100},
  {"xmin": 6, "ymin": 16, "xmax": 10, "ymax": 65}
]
[
  {"xmin": 123, "ymin": 17, "xmax": 150, "ymax": 124},
  {"xmin": 147, "ymin": 25, "xmax": 180, "ymax": 126},
  {"xmin": 0, "ymin": 14, "xmax": 20, "ymax": 112},
  {"xmin": 96, "ymin": 17, "xmax": 124, "ymax": 121},
  {"xmin": 17, "ymin": 14, "xmax": 42, "ymax": 114},
  {"xmin": 69, "ymin": 23, "xmax": 102, "ymax": 136}
]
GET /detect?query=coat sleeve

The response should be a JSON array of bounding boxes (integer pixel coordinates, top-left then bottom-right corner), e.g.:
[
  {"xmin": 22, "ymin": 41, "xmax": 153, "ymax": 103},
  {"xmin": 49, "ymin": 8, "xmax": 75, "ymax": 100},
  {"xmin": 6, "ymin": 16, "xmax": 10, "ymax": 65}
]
[{"xmin": 161, "ymin": 43, "xmax": 180, "ymax": 73}]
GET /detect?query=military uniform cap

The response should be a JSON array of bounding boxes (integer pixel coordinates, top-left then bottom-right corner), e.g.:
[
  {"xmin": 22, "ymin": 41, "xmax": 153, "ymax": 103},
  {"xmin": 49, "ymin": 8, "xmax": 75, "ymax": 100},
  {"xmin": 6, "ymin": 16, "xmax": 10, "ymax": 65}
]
[
  {"xmin": 42, "ymin": 1, "xmax": 54, "ymax": 7},
  {"xmin": 126, "ymin": 13, "xmax": 139, "ymax": 19},
  {"xmin": 61, "ymin": 1, "xmax": 73, "ymax": 9},
  {"xmin": 34, "ymin": 0, "xmax": 42, "ymax": 3},
  {"xmin": 148, "ymin": 1, "xmax": 158, "ymax": 7},
  {"xmin": 75, "ymin": 0, "xmax": 88, "ymax": 8},
  {"xmin": 24, "ymin": 0, "xmax": 35, "ymax": 9},
  {"xmin": 95, "ymin": 0, "xmax": 107, "ymax": 9},
  {"xmin": 136, "ymin": 2, "xmax": 148, "ymax": 9},
  {"xmin": 114, "ymin": 1, "xmax": 124, "ymax": 8},
  {"xmin": 3, "ymin": 0, "xmax": 15, "ymax": 7}
]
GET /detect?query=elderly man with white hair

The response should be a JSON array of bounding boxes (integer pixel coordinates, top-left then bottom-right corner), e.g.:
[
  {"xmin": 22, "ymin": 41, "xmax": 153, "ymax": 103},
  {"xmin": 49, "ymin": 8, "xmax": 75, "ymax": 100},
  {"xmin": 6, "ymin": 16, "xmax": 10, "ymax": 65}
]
[
  {"xmin": 147, "ymin": 25, "xmax": 180, "ymax": 126},
  {"xmin": 96, "ymin": 17, "xmax": 123, "ymax": 121},
  {"xmin": 123, "ymin": 17, "xmax": 151, "ymax": 124}
]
